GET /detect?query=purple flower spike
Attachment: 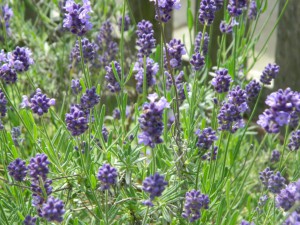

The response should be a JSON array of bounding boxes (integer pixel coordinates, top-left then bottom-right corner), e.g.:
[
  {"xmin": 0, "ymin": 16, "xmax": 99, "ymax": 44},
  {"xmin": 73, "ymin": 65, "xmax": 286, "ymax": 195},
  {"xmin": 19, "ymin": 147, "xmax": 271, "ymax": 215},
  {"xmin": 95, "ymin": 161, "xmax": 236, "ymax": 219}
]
[
  {"xmin": 198, "ymin": 0, "xmax": 217, "ymax": 26},
  {"xmin": 283, "ymin": 212, "xmax": 300, "ymax": 225},
  {"xmin": 69, "ymin": 38, "xmax": 97, "ymax": 66},
  {"xmin": 11, "ymin": 46, "xmax": 34, "ymax": 72},
  {"xmin": 248, "ymin": 1, "xmax": 257, "ymax": 20},
  {"xmin": 118, "ymin": 14, "xmax": 131, "ymax": 31},
  {"xmin": 65, "ymin": 105, "xmax": 89, "ymax": 136},
  {"xmin": 211, "ymin": 68, "xmax": 232, "ymax": 93},
  {"xmin": 71, "ymin": 79, "xmax": 82, "ymax": 95},
  {"xmin": 271, "ymin": 150, "xmax": 280, "ymax": 162},
  {"xmin": 246, "ymin": 79, "xmax": 261, "ymax": 102},
  {"xmin": 41, "ymin": 197, "xmax": 65, "ymax": 223},
  {"xmin": 63, "ymin": 0, "xmax": 93, "ymax": 36},
  {"xmin": 195, "ymin": 31, "xmax": 209, "ymax": 55},
  {"xmin": 97, "ymin": 164, "xmax": 118, "ymax": 190},
  {"xmin": 196, "ymin": 127, "xmax": 218, "ymax": 150},
  {"xmin": 276, "ymin": 182, "xmax": 298, "ymax": 212},
  {"xmin": 136, "ymin": 20, "xmax": 156, "ymax": 58},
  {"xmin": 0, "ymin": 89, "xmax": 7, "ymax": 117},
  {"xmin": 240, "ymin": 220, "xmax": 255, "ymax": 225},
  {"xmin": 134, "ymin": 57, "xmax": 158, "ymax": 93},
  {"xmin": 80, "ymin": 86, "xmax": 100, "ymax": 110},
  {"xmin": 164, "ymin": 38, "xmax": 186, "ymax": 69},
  {"xmin": 190, "ymin": 53, "xmax": 205, "ymax": 71},
  {"xmin": 28, "ymin": 153, "xmax": 50, "ymax": 181},
  {"xmin": 288, "ymin": 130, "xmax": 300, "ymax": 151},
  {"xmin": 138, "ymin": 93, "xmax": 170, "ymax": 148},
  {"xmin": 8, "ymin": 158, "xmax": 27, "ymax": 182},
  {"xmin": 227, "ymin": 0, "xmax": 247, "ymax": 17},
  {"xmin": 182, "ymin": 190, "xmax": 210, "ymax": 222},
  {"xmin": 220, "ymin": 19, "xmax": 239, "ymax": 34},
  {"xmin": 29, "ymin": 88, "xmax": 56, "ymax": 116},
  {"xmin": 23, "ymin": 215, "xmax": 37, "ymax": 225},
  {"xmin": 105, "ymin": 61, "xmax": 122, "ymax": 93},
  {"xmin": 0, "ymin": 4, "xmax": 13, "ymax": 36},
  {"xmin": 142, "ymin": 172, "xmax": 168, "ymax": 206},
  {"xmin": 260, "ymin": 63, "xmax": 280, "ymax": 85},
  {"xmin": 150, "ymin": 0, "xmax": 181, "ymax": 23}
]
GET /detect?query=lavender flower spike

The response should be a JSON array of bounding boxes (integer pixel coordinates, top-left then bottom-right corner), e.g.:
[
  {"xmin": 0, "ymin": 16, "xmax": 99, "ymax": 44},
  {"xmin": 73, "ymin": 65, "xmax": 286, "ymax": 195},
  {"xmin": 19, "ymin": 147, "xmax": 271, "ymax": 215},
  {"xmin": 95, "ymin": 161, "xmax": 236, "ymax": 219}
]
[
  {"xmin": 0, "ymin": 89, "xmax": 8, "ymax": 117},
  {"xmin": 23, "ymin": 215, "xmax": 37, "ymax": 225},
  {"xmin": 198, "ymin": 0, "xmax": 217, "ymax": 26},
  {"xmin": 260, "ymin": 63, "xmax": 280, "ymax": 85},
  {"xmin": 105, "ymin": 61, "xmax": 122, "ymax": 93},
  {"xmin": 63, "ymin": 0, "xmax": 93, "ymax": 36},
  {"xmin": 288, "ymin": 130, "xmax": 300, "ymax": 151},
  {"xmin": 8, "ymin": 158, "xmax": 27, "ymax": 182},
  {"xmin": 65, "ymin": 105, "xmax": 89, "ymax": 136},
  {"xmin": 150, "ymin": 0, "xmax": 181, "ymax": 23},
  {"xmin": 41, "ymin": 196, "xmax": 65, "ymax": 223},
  {"xmin": 142, "ymin": 172, "xmax": 168, "ymax": 206},
  {"xmin": 136, "ymin": 20, "xmax": 156, "ymax": 58},
  {"xmin": 211, "ymin": 68, "xmax": 232, "ymax": 93},
  {"xmin": 138, "ymin": 93, "xmax": 170, "ymax": 148},
  {"xmin": 30, "ymin": 88, "xmax": 56, "ymax": 116},
  {"xmin": 97, "ymin": 164, "xmax": 118, "ymax": 190}
]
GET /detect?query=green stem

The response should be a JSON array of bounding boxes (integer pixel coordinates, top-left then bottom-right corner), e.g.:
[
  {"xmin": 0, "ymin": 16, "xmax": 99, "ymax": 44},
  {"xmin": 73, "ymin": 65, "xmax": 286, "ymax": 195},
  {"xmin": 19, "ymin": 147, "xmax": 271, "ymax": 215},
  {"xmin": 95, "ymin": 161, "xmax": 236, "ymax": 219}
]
[
  {"xmin": 279, "ymin": 124, "xmax": 290, "ymax": 170},
  {"xmin": 78, "ymin": 37, "xmax": 91, "ymax": 88},
  {"xmin": 142, "ymin": 206, "xmax": 149, "ymax": 225}
]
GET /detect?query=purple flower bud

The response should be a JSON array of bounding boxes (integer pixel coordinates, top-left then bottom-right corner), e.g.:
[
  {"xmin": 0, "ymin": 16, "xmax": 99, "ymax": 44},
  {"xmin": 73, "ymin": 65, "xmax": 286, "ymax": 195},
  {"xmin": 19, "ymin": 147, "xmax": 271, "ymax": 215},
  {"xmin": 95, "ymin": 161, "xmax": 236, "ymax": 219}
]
[
  {"xmin": 41, "ymin": 196, "xmax": 65, "ymax": 222},
  {"xmin": 138, "ymin": 93, "xmax": 170, "ymax": 148},
  {"xmin": 164, "ymin": 38, "xmax": 186, "ymax": 69},
  {"xmin": 97, "ymin": 164, "xmax": 118, "ymax": 190},
  {"xmin": 23, "ymin": 215, "xmax": 37, "ymax": 225},
  {"xmin": 283, "ymin": 212, "xmax": 300, "ymax": 225},
  {"xmin": 195, "ymin": 31, "xmax": 209, "ymax": 55},
  {"xmin": 218, "ymin": 102, "xmax": 244, "ymax": 133},
  {"xmin": 248, "ymin": 1, "xmax": 257, "ymax": 20},
  {"xmin": 11, "ymin": 126, "xmax": 23, "ymax": 147},
  {"xmin": 118, "ymin": 14, "xmax": 130, "ymax": 31},
  {"xmin": 11, "ymin": 46, "xmax": 34, "ymax": 72},
  {"xmin": 271, "ymin": 150, "xmax": 280, "ymax": 162},
  {"xmin": 142, "ymin": 172, "xmax": 168, "ymax": 206},
  {"xmin": 28, "ymin": 154, "xmax": 50, "ymax": 181},
  {"xmin": 276, "ymin": 182, "xmax": 297, "ymax": 212},
  {"xmin": 105, "ymin": 61, "xmax": 122, "ymax": 93},
  {"xmin": 227, "ymin": 0, "xmax": 247, "ymax": 17},
  {"xmin": 288, "ymin": 130, "xmax": 300, "ymax": 151},
  {"xmin": 0, "ymin": 4, "xmax": 13, "ymax": 36},
  {"xmin": 240, "ymin": 220, "xmax": 255, "ymax": 225},
  {"xmin": 215, "ymin": 0, "xmax": 224, "ymax": 10},
  {"xmin": 228, "ymin": 86, "xmax": 249, "ymax": 113},
  {"xmin": 8, "ymin": 158, "xmax": 27, "ymax": 182},
  {"xmin": 80, "ymin": 86, "xmax": 100, "ymax": 110},
  {"xmin": 260, "ymin": 63, "xmax": 280, "ymax": 85},
  {"xmin": 71, "ymin": 79, "xmax": 82, "ymax": 95},
  {"xmin": 63, "ymin": 0, "xmax": 92, "ymax": 36},
  {"xmin": 259, "ymin": 167, "xmax": 285, "ymax": 194},
  {"xmin": 150, "ymin": 0, "xmax": 181, "ymax": 23},
  {"xmin": 246, "ymin": 79, "xmax": 261, "ymax": 101},
  {"xmin": 0, "ymin": 89, "xmax": 7, "ymax": 117},
  {"xmin": 29, "ymin": 88, "xmax": 55, "ymax": 116},
  {"xmin": 198, "ymin": 0, "xmax": 217, "ymax": 26},
  {"xmin": 102, "ymin": 126, "xmax": 109, "ymax": 142},
  {"xmin": 65, "ymin": 105, "xmax": 89, "ymax": 136},
  {"xmin": 190, "ymin": 53, "xmax": 205, "ymax": 71},
  {"xmin": 211, "ymin": 68, "xmax": 232, "ymax": 93},
  {"xmin": 69, "ymin": 38, "xmax": 97, "ymax": 66},
  {"xmin": 182, "ymin": 190, "xmax": 209, "ymax": 222},
  {"xmin": 136, "ymin": 20, "xmax": 156, "ymax": 58},
  {"xmin": 134, "ymin": 57, "xmax": 158, "ymax": 93},
  {"xmin": 196, "ymin": 127, "xmax": 218, "ymax": 150}
]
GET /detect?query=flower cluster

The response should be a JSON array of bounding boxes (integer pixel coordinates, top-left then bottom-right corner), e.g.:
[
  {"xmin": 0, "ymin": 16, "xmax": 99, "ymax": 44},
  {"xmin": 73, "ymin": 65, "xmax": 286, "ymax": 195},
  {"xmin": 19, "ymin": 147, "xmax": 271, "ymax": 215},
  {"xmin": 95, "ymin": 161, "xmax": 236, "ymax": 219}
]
[
  {"xmin": 190, "ymin": 32, "xmax": 209, "ymax": 70},
  {"xmin": 0, "ymin": 4, "xmax": 13, "ymax": 36},
  {"xmin": 164, "ymin": 38, "xmax": 186, "ymax": 69},
  {"xmin": 96, "ymin": 20, "xmax": 118, "ymax": 67},
  {"xmin": 276, "ymin": 180, "xmax": 300, "ymax": 212},
  {"xmin": 271, "ymin": 150, "xmax": 280, "ymax": 162},
  {"xmin": 8, "ymin": 158, "xmax": 27, "ymax": 182},
  {"xmin": 118, "ymin": 14, "xmax": 130, "ymax": 31},
  {"xmin": 201, "ymin": 146, "xmax": 218, "ymax": 161},
  {"xmin": 220, "ymin": 19, "xmax": 239, "ymax": 34},
  {"xmin": 97, "ymin": 164, "xmax": 118, "ymax": 190},
  {"xmin": 227, "ymin": 0, "xmax": 247, "ymax": 17},
  {"xmin": 69, "ymin": 38, "xmax": 97, "ymax": 67},
  {"xmin": 288, "ymin": 130, "xmax": 300, "ymax": 151},
  {"xmin": 23, "ymin": 215, "xmax": 37, "ymax": 225},
  {"xmin": 65, "ymin": 105, "xmax": 89, "ymax": 136},
  {"xmin": 166, "ymin": 71, "xmax": 189, "ymax": 102},
  {"xmin": 142, "ymin": 172, "xmax": 168, "ymax": 206},
  {"xmin": 134, "ymin": 57, "xmax": 158, "ymax": 93},
  {"xmin": 257, "ymin": 88, "xmax": 300, "ymax": 133},
  {"xmin": 215, "ymin": 0, "xmax": 224, "ymax": 11},
  {"xmin": 182, "ymin": 190, "xmax": 209, "ymax": 222},
  {"xmin": 283, "ymin": 212, "xmax": 300, "ymax": 225},
  {"xmin": 63, "ymin": 0, "xmax": 92, "ymax": 36},
  {"xmin": 41, "ymin": 197, "xmax": 65, "ymax": 223},
  {"xmin": 245, "ymin": 79, "xmax": 261, "ymax": 102},
  {"xmin": 211, "ymin": 68, "xmax": 232, "ymax": 93},
  {"xmin": 11, "ymin": 126, "xmax": 23, "ymax": 146},
  {"xmin": 195, "ymin": 127, "xmax": 218, "ymax": 150},
  {"xmin": 71, "ymin": 79, "xmax": 82, "ymax": 95},
  {"xmin": 259, "ymin": 167, "xmax": 285, "ymax": 194},
  {"xmin": 0, "ymin": 46, "xmax": 34, "ymax": 84},
  {"xmin": 80, "ymin": 86, "xmax": 100, "ymax": 110},
  {"xmin": 0, "ymin": 89, "xmax": 7, "ymax": 128},
  {"xmin": 136, "ymin": 20, "xmax": 156, "ymax": 58},
  {"xmin": 138, "ymin": 93, "xmax": 169, "ymax": 148},
  {"xmin": 260, "ymin": 63, "xmax": 280, "ymax": 85},
  {"xmin": 198, "ymin": 0, "xmax": 217, "ymax": 26},
  {"xmin": 248, "ymin": 1, "xmax": 257, "ymax": 20},
  {"xmin": 24, "ymin": 88, "xmax": 56, "ymax": 116},
  {"xmin": 150, "ymin": 0, "xmax": 181, "ymax": 23},
  {"xmin": 105, "ymin": 61, "xmax": 122, "ymax": 93},
  {"xmin": 240, "ymin": 220, "xmax": 255, "ymax": 225}
]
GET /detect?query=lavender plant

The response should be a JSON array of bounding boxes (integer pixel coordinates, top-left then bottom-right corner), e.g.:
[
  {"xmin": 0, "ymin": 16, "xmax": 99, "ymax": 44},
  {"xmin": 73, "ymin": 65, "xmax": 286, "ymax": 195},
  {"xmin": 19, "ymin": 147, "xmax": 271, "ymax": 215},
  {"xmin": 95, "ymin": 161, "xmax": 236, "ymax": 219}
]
[{"xmin": 0, "ymin": 0, "xmax": 295, "ymax": 225}]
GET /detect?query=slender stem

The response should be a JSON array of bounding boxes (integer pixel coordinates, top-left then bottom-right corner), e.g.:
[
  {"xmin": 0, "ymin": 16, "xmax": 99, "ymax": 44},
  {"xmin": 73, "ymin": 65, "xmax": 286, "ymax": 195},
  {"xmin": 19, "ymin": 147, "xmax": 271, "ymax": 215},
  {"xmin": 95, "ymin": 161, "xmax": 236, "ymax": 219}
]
[
  {"xmin": 142, "ymin": 206, "xmax": 149, "ymax": 225},
  {"xmin": 279, "ymin": 124, "xmax": 289, "ymax": 170},
  {"xmin": 78, "ymin": 37, "xmax": 91, "ymax": 88},
  {"xmin": 195, "ymin": 158, "xmax": 201, "ymax": 189},
  {"xmin": 105, "ymin": 190, "xmax": 109, "ymax": 225},
  {"xmin": 221, "ymin": 133, "xmax": 232, "ymax": 178}
]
